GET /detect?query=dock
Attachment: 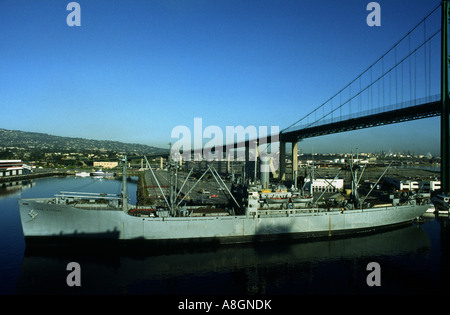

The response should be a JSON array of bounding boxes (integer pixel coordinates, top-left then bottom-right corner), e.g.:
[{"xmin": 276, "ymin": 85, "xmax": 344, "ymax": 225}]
[{"xmin": 0, "ymin": 169, "xmax": 71, "ymax": 184}]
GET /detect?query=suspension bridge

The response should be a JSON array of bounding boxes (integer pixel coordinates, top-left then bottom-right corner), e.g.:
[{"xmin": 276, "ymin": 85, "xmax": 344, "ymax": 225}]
[
  {"xmin": 272, "ymin": 1, "xmax": 450, "ymax": 193},
  {"xmin": 174, "ymin": 1, "xmax": 450, "ymax": 193}
]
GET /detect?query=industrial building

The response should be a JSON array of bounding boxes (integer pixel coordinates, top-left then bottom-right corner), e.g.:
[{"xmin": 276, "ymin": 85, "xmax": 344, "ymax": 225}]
[
  {"xmin": 93, "ymin": 161, "xmax": 119, "ymax": 169},
  {"xmin": 384, "ymin": 177, "xmax": 440, "ymax": 192},
  {"xmin": 0, "ymin": 160, "xmax": 31, "ymax": 177}
]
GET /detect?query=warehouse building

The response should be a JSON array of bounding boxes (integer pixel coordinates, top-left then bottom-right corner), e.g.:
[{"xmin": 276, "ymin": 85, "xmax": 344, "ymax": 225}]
[
  {"xmin": 384, "ymin": 177, "xmax": 440, "ymax": 192},
  {"xmin": 0, "ymin": 160, "xmax": 25, "ymax": 177},
  {"xmin": 93, "ymin": 161, "xmax": 119, "ymax": 169}
]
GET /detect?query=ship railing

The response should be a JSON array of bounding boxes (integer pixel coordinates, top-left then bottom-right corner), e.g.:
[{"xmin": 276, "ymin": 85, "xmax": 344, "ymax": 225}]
[
  {"xmin": 55, "ymin": 191, "xmax": 121, "ymax": 200},
  {"xmin": 254, "ymin": 208, "xmax": 320, "ymax": 217},
  {"xmin": 73, "ymin": 203, "xmax": 117, "ymax": 210},
  {"xmin": 254, "ymin": 206, "xmax": 359, "ymax": 217}
]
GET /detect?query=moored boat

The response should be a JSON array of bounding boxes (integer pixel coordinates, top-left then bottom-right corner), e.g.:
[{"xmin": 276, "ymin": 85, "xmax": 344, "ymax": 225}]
[
  {"xmin": 75, "ymin": 171, "xmax": 90, "ymax": 177},
  {"xmin": 90, "ymin": 169, "xmax": 116, "ymax": 177}
]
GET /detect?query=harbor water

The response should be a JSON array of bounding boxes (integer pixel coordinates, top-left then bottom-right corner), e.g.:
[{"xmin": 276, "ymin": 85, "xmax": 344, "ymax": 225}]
[{"xmin": 0, "ymin": 175, "xmax": 449, "ymax": 296}]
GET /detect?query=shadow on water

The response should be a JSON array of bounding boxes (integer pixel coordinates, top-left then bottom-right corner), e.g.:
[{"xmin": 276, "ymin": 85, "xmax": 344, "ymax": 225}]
[{"xmin": 16, "ymin": 223, "xmax": 442, "ymax": 295}]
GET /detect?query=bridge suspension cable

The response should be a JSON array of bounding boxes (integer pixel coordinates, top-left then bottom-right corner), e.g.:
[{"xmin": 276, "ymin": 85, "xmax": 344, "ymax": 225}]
[{"xmin": 281, "ymin": 2, "xmax": 442, "ymax": 136}]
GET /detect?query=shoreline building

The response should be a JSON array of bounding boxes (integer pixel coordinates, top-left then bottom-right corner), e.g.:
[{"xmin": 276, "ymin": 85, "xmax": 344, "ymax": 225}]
[
  {"xmin": 0, "ymin": 160, "xmax": 31, "ymax": 177},
  {"xmin": 384, "ymin": 177, "xmax": 441, "ymax": 192},
  {"xmin": 93, "ymin": 161, "xmax": 119, "ymax": 169}
]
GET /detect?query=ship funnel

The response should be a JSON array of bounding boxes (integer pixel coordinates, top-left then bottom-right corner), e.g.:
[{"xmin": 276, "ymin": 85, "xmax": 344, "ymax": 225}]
[{"xmin": 260, "ymin": 158, "xmax": 269, "ymax": 189}]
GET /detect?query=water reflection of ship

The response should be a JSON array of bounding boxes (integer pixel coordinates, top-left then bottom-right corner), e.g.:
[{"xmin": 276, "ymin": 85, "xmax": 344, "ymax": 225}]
[{"xmin": 16, "ymin": 224, "xmax": 431, "ymax": 294}]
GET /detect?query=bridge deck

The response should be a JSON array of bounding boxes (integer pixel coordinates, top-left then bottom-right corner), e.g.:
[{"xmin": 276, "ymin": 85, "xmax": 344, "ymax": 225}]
[{"xmin": 280, "ymin": 101, "xmax": 441, "ymax": 142}]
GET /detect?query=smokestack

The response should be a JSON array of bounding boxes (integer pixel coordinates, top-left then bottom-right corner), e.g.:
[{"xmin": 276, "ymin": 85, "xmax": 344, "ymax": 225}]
[{"xmin": 260, "ymin": 158, "xmax": 269, "ymax": 189}]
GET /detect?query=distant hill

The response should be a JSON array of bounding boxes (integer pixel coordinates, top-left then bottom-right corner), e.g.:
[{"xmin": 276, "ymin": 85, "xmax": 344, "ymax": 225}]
[{"xmin": 0, "ymin": 128, "xmax": 168, "ymax": 155}]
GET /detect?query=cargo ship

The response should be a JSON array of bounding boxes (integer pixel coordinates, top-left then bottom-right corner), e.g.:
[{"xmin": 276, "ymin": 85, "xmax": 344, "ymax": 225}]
[{"xmin": 17, "ymin": 155, "xmax": 430, "ymax": 247}]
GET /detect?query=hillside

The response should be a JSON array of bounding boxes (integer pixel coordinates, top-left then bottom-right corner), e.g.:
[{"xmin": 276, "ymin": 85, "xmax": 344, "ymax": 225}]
[{"xmin": 0, "ymin": 128, "xmax": 168, "ymax": 155}]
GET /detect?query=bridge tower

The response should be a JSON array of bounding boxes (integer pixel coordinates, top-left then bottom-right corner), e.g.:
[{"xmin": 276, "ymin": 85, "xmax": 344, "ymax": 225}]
[
  {"xmin": 279, "ymin": 138, "xmax": 298, "ymax": 184},
  {"xmin": 442, "ymin": 0, "xmax": 450, "ymax": 194}
]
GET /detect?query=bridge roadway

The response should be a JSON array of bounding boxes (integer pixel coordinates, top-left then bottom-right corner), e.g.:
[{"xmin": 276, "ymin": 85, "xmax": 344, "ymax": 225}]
[
  {"xmin": 280, "ymin": 100, "xmax": 441, "ymax": 142},
  {"xmin": 182, "ymin": 97, "xmax": 440, "ymax": 166}
]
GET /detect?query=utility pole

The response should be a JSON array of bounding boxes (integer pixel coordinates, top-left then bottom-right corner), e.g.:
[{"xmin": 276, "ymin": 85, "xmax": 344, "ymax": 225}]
[{"xmin": 441, "ymin": 0, "xmax": 450, "ymax": 194}]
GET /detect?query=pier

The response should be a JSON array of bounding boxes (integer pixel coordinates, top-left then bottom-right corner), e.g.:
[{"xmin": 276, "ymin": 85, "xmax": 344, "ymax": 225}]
[{"xmin": 0, "ymin": 169, "xmax": 71, "ymax": 184}]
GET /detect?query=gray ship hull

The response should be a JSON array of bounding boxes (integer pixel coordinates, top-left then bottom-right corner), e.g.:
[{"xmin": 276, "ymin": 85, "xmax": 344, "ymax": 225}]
[{"xmin": 18, "ymin": 198, "xmax": 428, "ymax": 245}]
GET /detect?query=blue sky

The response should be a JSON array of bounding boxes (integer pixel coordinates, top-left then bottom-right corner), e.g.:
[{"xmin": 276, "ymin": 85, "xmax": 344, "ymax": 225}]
[{"xmin": 0, "ymin": 0, "xmax": 443, "ymax": 155}]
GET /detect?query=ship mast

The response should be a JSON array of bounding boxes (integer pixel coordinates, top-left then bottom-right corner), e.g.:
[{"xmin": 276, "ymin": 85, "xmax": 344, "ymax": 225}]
[
  {"xmin": 349, "ymin": 152, "xmax": 366, "ymax": 209},
  {"xmin": 168, "ymin": 143, "xmax": 178, "ymax": 216},
  {"xmin": 121, "ymin": 154, "xmax": 128, "ymax": 212}
]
